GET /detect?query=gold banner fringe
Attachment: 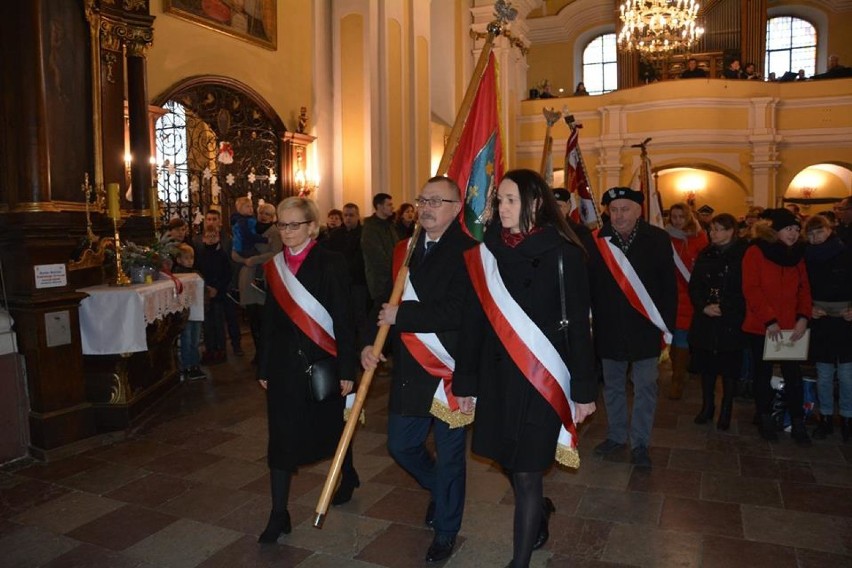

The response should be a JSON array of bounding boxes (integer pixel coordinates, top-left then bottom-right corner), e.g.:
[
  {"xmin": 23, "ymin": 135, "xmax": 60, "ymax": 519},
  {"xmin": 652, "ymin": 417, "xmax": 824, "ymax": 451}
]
[
  {"xmin": 555, "ymin": 444, "xmax": 580, "ymax": 469},
  {"xmin": 659, "ymin": 345, "xmax": 671, "ymax": 364},
  {"xmin": 430, "ymin": 399, "xmax": 475, "ymax": 429},
  {"xmin": 344, "ymin": 407, "xmax": 366, "ymax": 425}
]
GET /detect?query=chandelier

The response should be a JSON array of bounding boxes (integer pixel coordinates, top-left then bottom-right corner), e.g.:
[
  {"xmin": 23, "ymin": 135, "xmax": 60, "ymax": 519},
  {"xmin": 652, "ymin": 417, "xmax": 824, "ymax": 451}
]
[{"xmin": 618, "ymin": 0, "xmax": 704, "ymax": 56}]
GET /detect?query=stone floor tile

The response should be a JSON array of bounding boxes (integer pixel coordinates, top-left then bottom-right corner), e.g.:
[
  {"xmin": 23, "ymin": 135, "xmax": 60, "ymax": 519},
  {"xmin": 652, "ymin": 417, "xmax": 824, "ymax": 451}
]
[
  {"xmin": 546, "ymin": 556, "xmax": 637, "ymax": 567},
  {"xmin": 559, "ymin": 457, "xmax": 634, "ymax": 491},
  {"xmin": 779, "ymin": 481, "xmax": 852, "ymax": 517},
  {"xmin": 184, "ymin": 457, "xmax": 267, "ymax": 489},
  {"xmin": 659, "ymin": 496, "xmax": 743, "ymax": 537},
  {"xmin": 123, "ymin": 518, "xmax": 242, "ymax": 567},
  {"xmin": 355, "ymin": 522, "xmax": 451, "ymax": 567},
  {"xmin": 206, "ymin": 434, "xmax": 269, "ymax": 462},
  {"xmin": 576, "ymin": 487, "xmax": 663, "ymax": 525},
  {"xmin": 288, "ymin": 509, "xmax": 390, "ymax": 561},
  {"xmin": 143, "ymin": 451, "xmax": 223, "ymax": 477},
  {"xmin": 59, "ymin": 462, "xmax": 149, "ymax": 495},
  {"xmin": 601, "ymin": 524, "xmax": 701, "ymax": 567},
  {"xmin": 795, "ymin": 547, "xmax": 852, "ymax": 567},
  {"xmin": 627, "ymin": 467, "xmax": 702, "ymax": 499},
  {"xmin": 211, "ymin": 494, "xmax": 268, "ymax": 535},
  {"xmin": 741, "ymin": 504, "xmax": 851, "ymax": 554},
  {"xmin": 83, "ymin": 440, "xmax": 177, "ymax": 467},
  {"xmin": 12, "ymin": 491, "xmax": 123, "ymax": 534},
  {"xmin": 196, "ymin": 534, "xmax": 313, "ymax": 567},
  {"xmin": 0, "ymin": 477, "xmax": 71, "ymax": 516},
  {"xmin": 0, "ymin": 524, "xmax": 79, "ymax": 568},
  {"xmin": 808, "ymin": 461, "xmax": 852, "ymax": 488},
  {"xmin": 157, "ymin": 483, "xmax": 255, "ymax": 522},
  {"xmin": 700, "ymin": 535, "xmax": 797, "ymax": 568},
  {"xmin": 738, "ymin": 455, "xmax": 815, "ymax": 483},
  {"xmin": 770, "ymin": 442, "xmax": 846, "ymax": 464},
  {"xmin": 145, "ymin": 428, "xmax": 241, "ymax": 452},
  {"xmin": 67, "ymin": 504, "xmax": 178, "ymax": 550},
  {"xmin": 667, "ymin": 449, "xmax": 740, "ymax": 475},
  {"xmin": 704, "ymin": 434, "xmax": 773, "ymax": 458},
  {"xmin": 41, "ymin": 543, "xmax": 155, "ymax": 568},
  {"xmin": 366, "ymin": 462, "xmax": 423, "ymax": 491},
  {"xmin": 362, "ymin": 487, "xmax": 432, "ymax": 528},
  {"xmin": 14, "ymin": 456, "xmax": 103, "ymax": 482},
  {"xmin": 105, "ymin": 472, "xmax": 198, "ymax": 508},
  {"xmin": 548, "ymin": 516, "xmax": 613, "ymax": 559},
  {"xmin": 700, "ymin": 473, "xmax": 783, "ymax": 507}
]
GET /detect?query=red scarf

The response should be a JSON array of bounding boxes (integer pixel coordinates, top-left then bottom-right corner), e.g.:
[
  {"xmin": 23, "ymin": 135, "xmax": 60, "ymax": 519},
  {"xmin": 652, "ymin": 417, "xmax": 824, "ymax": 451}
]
[
  {"xmin": 500, "ymin": 227, "xmax": 542, "ymax": 248},
  {"xmin": 284, "ymin": 239, "xmax": 317, "ymax": 274}
]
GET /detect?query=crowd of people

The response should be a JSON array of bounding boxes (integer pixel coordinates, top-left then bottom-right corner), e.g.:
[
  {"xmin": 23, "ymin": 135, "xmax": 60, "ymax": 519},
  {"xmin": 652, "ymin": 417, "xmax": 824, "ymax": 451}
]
[{"xmin": 157, "ymin": 180, "xmax": 850, "ymax": 567}]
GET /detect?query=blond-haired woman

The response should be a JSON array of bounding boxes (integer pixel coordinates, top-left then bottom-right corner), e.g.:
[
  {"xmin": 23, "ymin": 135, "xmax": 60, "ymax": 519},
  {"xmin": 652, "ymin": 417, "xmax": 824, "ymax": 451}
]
[
  {"xmin": 256, "ymin": 197, "xmax": 359, "ymax": 543},
  {"xmin": 665, "ymin": 203, "xmax": 708, "ymax": 398}
]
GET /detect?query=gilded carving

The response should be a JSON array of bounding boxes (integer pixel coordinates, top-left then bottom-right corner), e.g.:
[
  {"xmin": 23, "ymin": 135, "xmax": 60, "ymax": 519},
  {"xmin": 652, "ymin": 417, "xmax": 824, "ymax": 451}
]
[
  {"xmin": 125, "ymin": 25, "xmax": 154, "ymax": 57},
  {"xmin": 99, "ymin": 19, "xmax": 124, "ymax": 52},
  {"xmin": 124, "ymin": 0, "xmax": 147, "ymax": 11},
  {"xmin": 103, "ymin": 52, "xmax": 118, "ymax": 83}
]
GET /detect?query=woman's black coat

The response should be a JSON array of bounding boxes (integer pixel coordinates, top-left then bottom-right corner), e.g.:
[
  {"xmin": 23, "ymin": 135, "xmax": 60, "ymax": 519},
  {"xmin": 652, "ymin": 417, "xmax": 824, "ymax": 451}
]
[
  {"xmin": 258, "ymin": 245, "xmax": 357, "ymax": 471},
  {"xmin": 805, "ymin": 235, "xmax": 852, "ymax": 363},
  {"xmin": 453, "ymin": 226, "xmax": 596, "ymax": 471},
  {"xmin": 687, "ymin": 238, "xmax": 748, "ymax": 353}
]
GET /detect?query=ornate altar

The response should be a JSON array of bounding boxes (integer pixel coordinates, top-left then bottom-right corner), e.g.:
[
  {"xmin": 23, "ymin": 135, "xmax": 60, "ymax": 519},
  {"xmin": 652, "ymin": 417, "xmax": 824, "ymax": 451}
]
[{"xmin": 77, "ymin": 273, "xmax": 203, "ymax": 432}]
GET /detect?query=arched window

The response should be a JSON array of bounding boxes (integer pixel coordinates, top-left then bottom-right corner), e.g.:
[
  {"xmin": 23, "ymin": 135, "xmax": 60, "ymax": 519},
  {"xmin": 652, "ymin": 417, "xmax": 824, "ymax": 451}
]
[
  {"xmin": 765, "ymin": 16, "xmax": 816, "ymax": 78},
  {"xmin": 582, "ymin": 34, "xmax": 617, "ymax": 95}
]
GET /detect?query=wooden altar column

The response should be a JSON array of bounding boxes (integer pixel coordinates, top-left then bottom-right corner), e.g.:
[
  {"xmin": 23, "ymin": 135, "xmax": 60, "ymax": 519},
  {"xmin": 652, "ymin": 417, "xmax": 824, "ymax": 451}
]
[{"xmin": 126, "ymin": 28, "xmax": 154, "ymax": 214}]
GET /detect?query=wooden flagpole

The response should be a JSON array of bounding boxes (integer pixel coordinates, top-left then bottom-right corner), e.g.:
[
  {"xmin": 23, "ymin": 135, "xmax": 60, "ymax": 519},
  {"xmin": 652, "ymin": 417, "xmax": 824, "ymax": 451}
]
[
  {"xmin": 538, "ymin": 108, "xmax": 562, "ymax": 181},
  {"xmin": 564, "ymin": 114, "xmax": 602, "ymax": 227},
  {"xmin": 313, "ymin": 15, "xmax": 511, "ymax": 530}
]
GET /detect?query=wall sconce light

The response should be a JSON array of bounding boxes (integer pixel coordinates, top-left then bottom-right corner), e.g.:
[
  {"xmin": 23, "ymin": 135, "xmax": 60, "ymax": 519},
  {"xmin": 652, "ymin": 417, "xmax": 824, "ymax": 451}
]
[{"xmin": 677, "ymin": 173, "xmax": 705, "ymax": 207}]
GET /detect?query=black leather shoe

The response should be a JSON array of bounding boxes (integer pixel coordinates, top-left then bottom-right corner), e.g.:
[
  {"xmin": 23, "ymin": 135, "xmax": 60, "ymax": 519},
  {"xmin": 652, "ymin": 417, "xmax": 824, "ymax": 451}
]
[
  {"xmin": 532, "ymin": 497, "xmax": 556, "ymax": 550},
  {"xmin": 424, "ymin": 500, "xmax": 436, "ymax": 528},
  {"xmin": 425, "ymin": 535, "xmax": 455, "ymax": 563},
  {"xmin": 257, "ymin": 510, "xmax": 291, "ymax": 543},
  {"xmin": 631, "ymin": 445, "xmax": 652, "ymax": 469},
  {"xmin": 594, "ymin": 439, "xmax": 626, "ymax": 456},
  {"xmin": 331, "ymin": 470, "xmax": 360, "ymax": 506}
]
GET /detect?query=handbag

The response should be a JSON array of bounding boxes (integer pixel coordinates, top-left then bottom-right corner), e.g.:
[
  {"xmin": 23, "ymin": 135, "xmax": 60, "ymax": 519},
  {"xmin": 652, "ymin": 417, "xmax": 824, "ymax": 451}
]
[{"xmin": 303, "ymin": 355, "xmax": 340, "ymax": 402}]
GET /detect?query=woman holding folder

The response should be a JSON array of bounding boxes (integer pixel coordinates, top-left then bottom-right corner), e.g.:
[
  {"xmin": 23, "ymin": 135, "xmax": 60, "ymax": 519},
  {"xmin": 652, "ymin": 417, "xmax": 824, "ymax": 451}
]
[{"xmin": 741, "ymin": 208, "xmax": 812, "ymax": 445}]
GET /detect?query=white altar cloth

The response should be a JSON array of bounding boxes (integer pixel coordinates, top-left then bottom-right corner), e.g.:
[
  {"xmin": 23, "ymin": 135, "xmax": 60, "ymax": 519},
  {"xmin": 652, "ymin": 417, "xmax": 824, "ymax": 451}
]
[{"xmin": 78, "ymin": 273, "xmax": 203, "ymax": 355}]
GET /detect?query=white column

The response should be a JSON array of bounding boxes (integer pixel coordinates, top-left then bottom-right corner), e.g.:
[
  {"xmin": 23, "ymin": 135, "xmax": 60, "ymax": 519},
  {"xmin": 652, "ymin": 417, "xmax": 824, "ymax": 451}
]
[{"xmin": 748, "ymin": 97, "xmax": 781, "ymax": 207}]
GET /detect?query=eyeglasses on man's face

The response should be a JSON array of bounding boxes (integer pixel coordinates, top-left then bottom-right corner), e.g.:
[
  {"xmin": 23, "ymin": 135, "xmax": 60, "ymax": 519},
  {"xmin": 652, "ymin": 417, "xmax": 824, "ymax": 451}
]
[
  {"xmin": 415, "ymin": 197, "xmax": 459, "ymax": 209},
  {"xmin": 277, "ymin": 221, "xmax": 310, "ymax": 231}
]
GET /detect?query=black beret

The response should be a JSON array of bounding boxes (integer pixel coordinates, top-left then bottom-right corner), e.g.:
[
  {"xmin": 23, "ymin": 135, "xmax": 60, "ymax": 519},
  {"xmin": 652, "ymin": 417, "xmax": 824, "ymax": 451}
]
[
  {"xmin": 601, "ymin": 186, "xmax": 643, "ymax": 206},
  {"xmin": 696, "ymin": 205, "xmax": 715, "ymax": 215},
  {"xmin": 552, "ymin": 188, "xmax": 570, "ymax": 203},
  {"xmin": 767, "ymin": 208, "xmax": 800, "ymax": 232}
]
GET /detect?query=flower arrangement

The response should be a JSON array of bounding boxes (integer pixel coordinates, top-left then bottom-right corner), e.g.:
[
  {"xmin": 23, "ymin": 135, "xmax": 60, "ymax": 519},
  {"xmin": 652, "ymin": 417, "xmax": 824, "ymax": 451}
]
[{"xmin": 116, "ymin": 240, "xmax": 181, "ymax": 283}]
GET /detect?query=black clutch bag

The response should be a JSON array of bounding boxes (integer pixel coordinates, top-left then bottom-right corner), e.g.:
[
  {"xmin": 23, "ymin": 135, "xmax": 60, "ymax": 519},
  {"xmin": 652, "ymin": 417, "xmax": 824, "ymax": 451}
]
[{"xmin": 304, "ymin": 356, "xmax": 340, "ymax": 402}]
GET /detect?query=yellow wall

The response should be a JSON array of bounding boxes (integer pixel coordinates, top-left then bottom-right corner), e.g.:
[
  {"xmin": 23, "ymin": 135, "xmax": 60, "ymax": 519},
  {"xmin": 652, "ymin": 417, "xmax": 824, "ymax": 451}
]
[
  {"xmin": 387, "ymin": 19, "xmax": 405, "ymax": 198},
  {"xmin": 527, "ymin": 42, "xmax": 573, "ymax": 99},
  {"xmin": 340, "ymin": 15, "xmax": 367, "ymax": 206},
  {"xmin": 416, "ymin": 36, "xmax": 431, "ymax": 186},
  {"xmin": 148, "ymin": 0, "xmax": 313, "ymax": 132}
]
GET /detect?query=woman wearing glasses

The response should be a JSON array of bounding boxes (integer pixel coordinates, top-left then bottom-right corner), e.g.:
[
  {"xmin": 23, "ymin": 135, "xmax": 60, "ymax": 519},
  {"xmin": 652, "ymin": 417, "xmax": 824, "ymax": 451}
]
[
  {"xmin": 255, "ymin": 197, "xmax": 359, "ymax": 543},
  {"xmin": 453, "ymin": 169, "xmax": 597, "ymax": 568}
]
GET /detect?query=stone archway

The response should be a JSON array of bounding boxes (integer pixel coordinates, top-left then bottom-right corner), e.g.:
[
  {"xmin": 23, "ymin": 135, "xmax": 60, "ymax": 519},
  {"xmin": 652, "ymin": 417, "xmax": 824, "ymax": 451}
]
[
  {"xmin": 782, "ymin": 162, "xmax": 852, "ymax": 214},
  {"xmin": 654, "ymin": 163, "xmax": 749, "ymax": 218},
  {"xmin": 151, "ymin": 76, "xmax": 286, "ymax": 229}
]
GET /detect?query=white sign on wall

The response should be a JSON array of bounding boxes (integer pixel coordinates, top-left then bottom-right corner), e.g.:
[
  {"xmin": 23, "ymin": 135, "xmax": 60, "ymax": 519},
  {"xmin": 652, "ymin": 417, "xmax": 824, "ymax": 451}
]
[{"xmin": 34, "ymin": 264, "xmax": 67, "ymax": 289}]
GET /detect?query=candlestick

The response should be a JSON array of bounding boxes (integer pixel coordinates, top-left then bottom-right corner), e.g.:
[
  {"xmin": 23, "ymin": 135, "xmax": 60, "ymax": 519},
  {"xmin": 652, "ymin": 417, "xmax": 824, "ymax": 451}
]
[
  {"xmin": 110, "ymin": 217, "xmax": 131, "ymax": 287},
  {"xmin": 107, "ymin": 182, "xmax": 121, "ymax": 220},
  {"xmin": 81, "ymin": 173, "xmax": 96, "ymax": 242}
]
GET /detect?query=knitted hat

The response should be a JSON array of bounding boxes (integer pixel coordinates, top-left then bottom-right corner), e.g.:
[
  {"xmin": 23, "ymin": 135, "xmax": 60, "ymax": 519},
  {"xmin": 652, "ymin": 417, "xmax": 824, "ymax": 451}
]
[{"xmin": 767, "ymin": 208, "xmax": 799, "ymax": 232}]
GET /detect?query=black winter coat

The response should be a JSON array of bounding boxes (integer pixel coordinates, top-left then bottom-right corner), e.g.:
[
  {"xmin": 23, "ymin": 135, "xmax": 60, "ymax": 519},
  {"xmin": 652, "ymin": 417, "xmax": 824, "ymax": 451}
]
[
  {"xmin": 587, "ymin": 221, "xmax": 678, "ymax": 361},
  {"xmin": 258, "ymin": 245, "xmax": 357, "ymax": 471},
  {"xmin": 194, "ymin": 241, "xmax": 232, "ymax": 299},
  {"xmin": 453, "ymin": 226, "xmax": 596, "ymax": 471},
  {"xmin": 805, "ymin": 236, "xmax": 852, "ymax": 363},
  {"xmin": 687, "ymin": 239, "xmax": 748, "ymax": 353},
  {"xmin": 365, "ymin": 220, "xmax": 478, "ymax": 416}
]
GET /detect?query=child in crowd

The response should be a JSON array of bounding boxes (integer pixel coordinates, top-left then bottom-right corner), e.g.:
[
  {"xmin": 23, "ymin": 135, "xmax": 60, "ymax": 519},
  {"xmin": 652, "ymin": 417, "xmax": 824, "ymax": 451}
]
[
  {"xmin": 172, "ymin": 243, "xmax": 207, "ymax": 381},
  {"xmin": 195, "ymin": 230, "xmax": 231, "ymax": 364},
  {"xmin": 231, "ymin": 197, "xmax": 268, "ymax": 258}
]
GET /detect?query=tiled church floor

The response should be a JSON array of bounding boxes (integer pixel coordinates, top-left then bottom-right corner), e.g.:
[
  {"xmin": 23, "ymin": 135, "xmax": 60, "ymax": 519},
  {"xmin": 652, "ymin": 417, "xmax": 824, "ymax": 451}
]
[{"xmin": 2, "ymin": 350, "xmax": 851, "ymax": 567}]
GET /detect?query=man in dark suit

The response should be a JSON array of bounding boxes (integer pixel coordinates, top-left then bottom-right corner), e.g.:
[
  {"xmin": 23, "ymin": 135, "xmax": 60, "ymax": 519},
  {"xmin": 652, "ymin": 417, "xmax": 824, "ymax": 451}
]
[
  {"xmin": 323, "ymin": 203, "xmax": 369, "ymax": 343},
  {"xmin": 587, "ymin": 187, "xmax": 678, "ymax": 469},
  {"xmin": 680, "ymin": 58, "xmax": 708, "ymax": 79},
  {"xmin": 361, "ymin": 176, "xmax": 476, "ymax": 563}
]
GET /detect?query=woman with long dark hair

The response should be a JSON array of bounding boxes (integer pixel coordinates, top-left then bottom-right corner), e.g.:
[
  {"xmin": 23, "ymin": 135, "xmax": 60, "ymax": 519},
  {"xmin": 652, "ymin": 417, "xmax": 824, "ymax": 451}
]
[
  {"xmin": 454, "ymin": 169, "xmax": 597, "ymax": 568},
  {"xmin": 688, "ymin": 213, "xmax": 748, "ymax": 429},
  {"xmin": 393, "ymin": 202, "xmax": 416, "ymax": 239}
]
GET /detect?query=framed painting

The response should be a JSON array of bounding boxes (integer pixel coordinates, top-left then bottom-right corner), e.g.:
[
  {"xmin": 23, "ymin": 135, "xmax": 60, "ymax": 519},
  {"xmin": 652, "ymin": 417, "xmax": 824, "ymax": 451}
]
[{"xmin": 163, "ymin": 0, "xmax": 277, "ymax": 50}]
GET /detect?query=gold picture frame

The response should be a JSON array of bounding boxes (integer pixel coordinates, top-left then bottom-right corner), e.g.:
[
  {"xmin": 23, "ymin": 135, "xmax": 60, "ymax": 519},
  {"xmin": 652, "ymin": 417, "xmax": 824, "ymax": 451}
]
[{"xmin": 163, "ymin": 0, "xmax": 277, "ymax": 50}]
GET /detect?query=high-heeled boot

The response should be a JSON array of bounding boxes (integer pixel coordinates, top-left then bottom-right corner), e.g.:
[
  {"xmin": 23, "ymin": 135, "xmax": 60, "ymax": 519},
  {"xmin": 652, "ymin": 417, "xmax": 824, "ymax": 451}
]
[
  {"xmin": 716, "ymin": 377, "xmax": 736, "ymax": 431},
  {"xmin": 332, "ymin": 445, "xmax": 360, "ymax": 506},
  {"xmin": 258, "ymin": 469, "xmax": 292, "ymax": 543},
  {"xmin": 694, "ymin": 373, "xmax": 716, "ymax": 424},
  {"xmin": 532, "ymin": 497, "xmax": 556, "ymax": 550}
]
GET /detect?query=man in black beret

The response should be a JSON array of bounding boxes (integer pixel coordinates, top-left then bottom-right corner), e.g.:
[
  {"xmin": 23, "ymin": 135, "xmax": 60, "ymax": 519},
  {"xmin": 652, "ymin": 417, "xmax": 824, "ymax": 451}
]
[
  {"xmin": 696, "ymin": 204, "xmax": 714, "ymax": 231},
  {"xmin": 587, "ymin": 187, "xmax": 678, "ymax": 468}
]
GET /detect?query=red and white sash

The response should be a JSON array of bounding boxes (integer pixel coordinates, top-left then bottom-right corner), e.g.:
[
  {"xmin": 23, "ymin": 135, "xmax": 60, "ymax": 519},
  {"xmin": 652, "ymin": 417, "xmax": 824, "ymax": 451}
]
[
  {"xmin": 392, "ymin": 238, "xmax": 469, "ymax": 428},
  {"xmin": 671, "ymin": 242, "xmax": 691, "ymax": 283},
  {"xmin": 464, "ymin": 243, "xmax": 580, "ymax": 468},
  {"xmin": 265, "ymin": 252, "xmax": 337, "ymax": 357},
  {"xmin": 593, "ymin": 231, "xmax": 673, "ymax": 345}
]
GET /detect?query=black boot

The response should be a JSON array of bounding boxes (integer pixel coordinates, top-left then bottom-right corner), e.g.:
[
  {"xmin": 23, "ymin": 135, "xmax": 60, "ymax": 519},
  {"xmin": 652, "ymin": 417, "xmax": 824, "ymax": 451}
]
[
  {"xmin": 790, "ymin": 417, "xmax": 812, "ymax": 446},
  {"xmin": 331, "ymin": 469, "xmax": 360, "ymax": 506},
  {"xmin": 694, "ymin": 373, "xmax": 716, "ymax": 425},
  {"xmin": 716, "ymin": 377, "xmax": 736, "ymax": 431},
  {"xmin": 812, "ymin": 415, "xmax": 834, "ymax": 440},
  {"xmin": 532, "ymin": 497, "xmax": 555, "ymax": 550},
  {"xmin": 758, "ymin": 414, "xmax": 778, "ymax": 441},
  {"xmin": 841, "ymin": 417, "xmax": 851, "ymax": 443},
  {"xmin": 258, "ymin": 469, "xmax": 292, "ymax": 543}
]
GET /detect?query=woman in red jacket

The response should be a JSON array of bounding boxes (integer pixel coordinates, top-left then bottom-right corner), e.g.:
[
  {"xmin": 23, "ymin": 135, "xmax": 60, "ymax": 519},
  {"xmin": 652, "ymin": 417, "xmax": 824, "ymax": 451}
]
[
  {"xmin": 742, "ymin": 209, "xmax": 812, "ymax": 444},
  {"xmin": 666, "ymin": 203, "xmax": 708, "ymax": 399}
]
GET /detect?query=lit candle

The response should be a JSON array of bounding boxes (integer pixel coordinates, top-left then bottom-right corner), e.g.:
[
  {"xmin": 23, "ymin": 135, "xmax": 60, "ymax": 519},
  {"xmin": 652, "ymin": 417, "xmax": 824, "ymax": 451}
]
[
  {"xmin": 149, "ymin": 185, "xmax": 159, "ymax": 220},
  {"xmin": 107, "ymin": 183, "xmax": 120, "ymax": 220}
]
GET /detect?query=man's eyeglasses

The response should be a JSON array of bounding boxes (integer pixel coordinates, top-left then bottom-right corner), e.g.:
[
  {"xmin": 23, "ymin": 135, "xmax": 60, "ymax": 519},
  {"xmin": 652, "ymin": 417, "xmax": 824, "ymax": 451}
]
[
  {"xmin": 277, "ymin": 221, "xmax": 310, "ymax": 231},
  {"xmin": 415, "ymin": 197, "xmax": 459, "ymax": 208}
]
